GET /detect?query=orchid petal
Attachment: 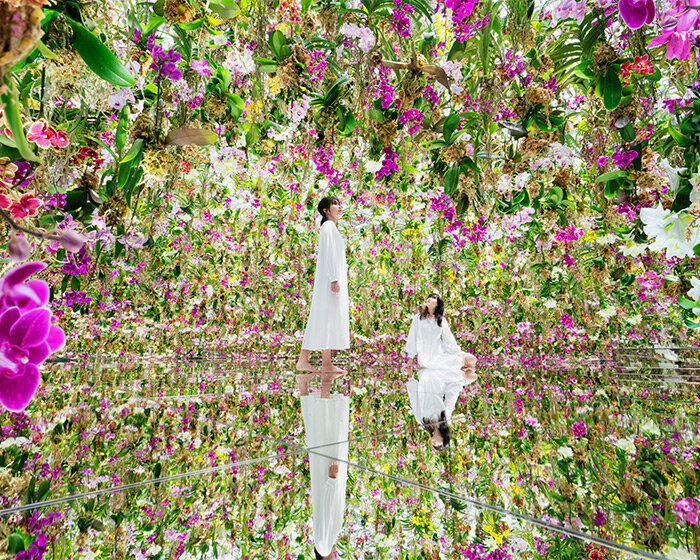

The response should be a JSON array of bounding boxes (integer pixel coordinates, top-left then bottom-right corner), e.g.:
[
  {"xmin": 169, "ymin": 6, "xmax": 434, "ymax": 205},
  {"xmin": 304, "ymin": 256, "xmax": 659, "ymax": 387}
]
[
  {"xmin": 9, "ymin": 308, "xmax": 50, "ymax": 348},
  {"xmin": 1, "ymin": 262, "xmax": 46, "ymax": 289},
  {"xmin": 0, "ymin": 307, "xmax": 20, "ymax": 340},
  {"xmin": 46, "ymin": 325, "xmax": 66, "ymax": 353},
  {"xmin": 0, "ymin": 363, "xmax": 40, "ymax": 411},
  {"xmin": 26, "ymin": 341, "xmax": 50, "ymax": 365}
]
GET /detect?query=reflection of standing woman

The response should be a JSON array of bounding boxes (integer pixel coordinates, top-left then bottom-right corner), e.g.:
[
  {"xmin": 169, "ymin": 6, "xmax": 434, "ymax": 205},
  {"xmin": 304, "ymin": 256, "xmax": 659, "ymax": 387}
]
[
  {"xmin": 404, "ymin": 293, "xmax": 477, "ymax": 450},
  {"xmin": 296, "ymin": 197, "xmax": 350, "ymax": 374}
]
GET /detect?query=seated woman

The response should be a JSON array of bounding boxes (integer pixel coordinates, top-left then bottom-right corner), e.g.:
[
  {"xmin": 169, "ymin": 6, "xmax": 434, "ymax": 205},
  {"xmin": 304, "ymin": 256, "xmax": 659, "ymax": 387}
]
[{"xmin": 403, "ymin": 293, "xmax": 477, "ymax": 450}]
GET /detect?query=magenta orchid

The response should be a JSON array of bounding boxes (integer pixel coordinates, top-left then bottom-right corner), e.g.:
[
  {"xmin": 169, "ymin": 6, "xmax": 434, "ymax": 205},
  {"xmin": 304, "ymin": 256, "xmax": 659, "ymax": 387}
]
[
  {"xmin": 0, "ymin": 262, "xmax": 65, "ymax": 412},
  {"xmin": 618, "ymin": 0, "xmax": 655, "ymax": 29}
]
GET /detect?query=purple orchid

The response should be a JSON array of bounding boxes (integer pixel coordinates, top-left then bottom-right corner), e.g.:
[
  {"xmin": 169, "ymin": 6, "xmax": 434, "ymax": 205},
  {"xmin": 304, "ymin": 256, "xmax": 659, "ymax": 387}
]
[
  {"xmin": 648, "ymin": 3, "xmax": 700, "ymax": 59},
  {"xmin": 0, "ymin": 263, "xmax": 65, "ymax": 412},
  {"xmin": 618, "ymin": 0, "xmax": 655, "ymax": 29}
]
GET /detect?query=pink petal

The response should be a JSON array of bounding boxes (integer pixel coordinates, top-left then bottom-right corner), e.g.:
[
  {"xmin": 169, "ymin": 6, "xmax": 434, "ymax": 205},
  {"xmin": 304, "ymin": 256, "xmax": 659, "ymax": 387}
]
[
  {"xmin": 0, "ymin": 307, "xmax": 20, "ymax": 340},
  {"xmin": 0, "ymin": 363, "xmax": 40, "ymax": 411},
  {"xmin": 46, "ymin": 325, "xmax": 65, "ymax": 353},
  {"xmin": 21, "ymin": 280, "xmax": 50, "ymax": 308},
  {"xmin": 2, "ymin": 262, "xmax": 46, "ymax": 288},
  {"xmin": 9, "ymin": 308, "xmax": 50, "ymax": 348},
  {"xmin": 668, "ymin": 32, "xmax": 690, "ymax": 59},
  {"xmin": 26, "ymin": 341, "xmax": 50, "ymax": 364}
]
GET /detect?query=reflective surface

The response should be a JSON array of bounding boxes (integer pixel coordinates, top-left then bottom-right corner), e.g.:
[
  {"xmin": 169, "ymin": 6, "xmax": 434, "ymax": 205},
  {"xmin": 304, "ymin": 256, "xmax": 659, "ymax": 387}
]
[{"xmin": 0, "ymin": 353, "xmax": 698, "ymax": 559}]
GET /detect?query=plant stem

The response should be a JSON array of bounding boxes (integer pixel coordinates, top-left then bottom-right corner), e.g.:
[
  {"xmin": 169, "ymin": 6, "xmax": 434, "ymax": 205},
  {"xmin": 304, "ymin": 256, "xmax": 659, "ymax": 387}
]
[{"xmin": 0, "ymin": 207, "xmax": 60, "ymax": 241}]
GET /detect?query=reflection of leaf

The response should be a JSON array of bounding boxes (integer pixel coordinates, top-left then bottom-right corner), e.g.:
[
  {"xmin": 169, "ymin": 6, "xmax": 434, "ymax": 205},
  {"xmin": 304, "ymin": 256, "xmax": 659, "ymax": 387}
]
[{"xmin": 165, "ymin": 127, "xmax": 218, "ymax": 146}]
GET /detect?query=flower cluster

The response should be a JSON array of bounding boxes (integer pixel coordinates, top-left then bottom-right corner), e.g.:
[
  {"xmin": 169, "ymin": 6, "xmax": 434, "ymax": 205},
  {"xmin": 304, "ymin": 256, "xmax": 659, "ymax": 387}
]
[
  {"xmin": 26, "ymin": 119, "xmax": 69, "ymax": 150},
  {"xmin": 620, "ymin": 55, "xmax": 655, "ymax": 78}
]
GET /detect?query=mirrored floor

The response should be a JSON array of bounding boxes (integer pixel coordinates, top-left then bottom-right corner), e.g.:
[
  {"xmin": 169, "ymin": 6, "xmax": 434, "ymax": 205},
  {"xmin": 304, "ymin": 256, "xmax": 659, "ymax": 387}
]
[{"xmin": 0, "ymin": 353, "xmax": 697, "ymax": 559}]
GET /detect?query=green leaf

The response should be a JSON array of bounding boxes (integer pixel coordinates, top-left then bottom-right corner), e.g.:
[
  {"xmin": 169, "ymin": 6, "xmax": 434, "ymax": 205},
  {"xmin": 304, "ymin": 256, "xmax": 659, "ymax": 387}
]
[
  {"xmin": 595, "ymin": 170, "xmax": 627, "ymax": 183},
  {"xmin": 447, "ymin": 41, "xmax": 467, "ymax": 61},
  {"xmin": 177, "ymin": 19, "xmax": 205, "ymax": 30},
  {"xmin": 269, "ymin": 30, "xmax": 287, "ymax": 61},
  {"xmin": 669, "ymin": 125, "xmax": 693, "ymax": 148},
  {"xmin": 7, "ymin": 534, "xmax": 25, "ymax": 554},
  {"xmin": 694, "ymin": 242, "xmax": 700, "ymax": 257},
  {"xmin": 0, "ymin": 79, "xmax": 38, "ymax": 162},
  {"xmin": 444, "ymin": 165, "xmax": 460, "ymax": 194},
  {"xmin": 120, "ymin": 139, "xmax": 144, "ymax": 164},
  {"xmin": 603, "ymin": 179, "xmax": 621, "ymax": 199},
  {"xmin": 210, "ymin": 0, "xmax": 241, "ymax": 18},
  {"xmin": 678, "ymin": 296, "xmax": 698, "ymax": 310},
  {"xmin": 115, "ymin": 107, "xmax": 128, "ymax": 154},
  {"xmin": 253, "ymin": 57, "xmax": 279, "ymax": 73},
  {"xmin": 36, "ymin": 40, "xmax": 58, "ymax": 60},
  {"xmin": 67, "ymin": 18, "xmax": 135, "ymax": 87},
  {"xmin": 620, "ymin": 123, "xmax": 636, "ymax": 143},
  {"xmin": 443, "ymin": 113, "xmax": 460, "ymax": 143},
  {"xmin": 144, "ymin": 15, "xmax": 167, "ymax": 35},
  {"xmin": 603, "ymin": 67, "xmax": 622, "ymax": 110}
]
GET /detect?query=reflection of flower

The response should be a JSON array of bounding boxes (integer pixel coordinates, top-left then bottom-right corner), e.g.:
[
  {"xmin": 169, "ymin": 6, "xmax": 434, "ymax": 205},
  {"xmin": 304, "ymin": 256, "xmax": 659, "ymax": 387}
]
[
  {"xmin": 618, "ymin": 0, "xmax": 655, "ymax": 29},
  {"xmin": 0, "ymin": 263, "xmax": 65, "ymax": 412}
]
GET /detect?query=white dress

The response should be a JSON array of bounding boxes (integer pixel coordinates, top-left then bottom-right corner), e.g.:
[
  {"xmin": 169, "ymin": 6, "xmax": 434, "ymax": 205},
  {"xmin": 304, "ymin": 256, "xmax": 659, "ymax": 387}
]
[
  {"xmin": 301, "ymin": 221, "xmax": 350, "ymax": 351},
  {"xmin": 404, "ymin": 314, "xmax": 470, "ymax": 422},
  {"xmin": 301, "ymin": 394, "xmax": 350, "ymax": 557}
]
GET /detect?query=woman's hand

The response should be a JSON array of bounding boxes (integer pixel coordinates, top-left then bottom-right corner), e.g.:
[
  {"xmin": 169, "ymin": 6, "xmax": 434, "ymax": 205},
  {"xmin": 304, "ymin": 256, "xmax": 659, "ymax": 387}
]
[{"xmin": 331, "ymin": 281, "xmax": 340, "ymax": 295}]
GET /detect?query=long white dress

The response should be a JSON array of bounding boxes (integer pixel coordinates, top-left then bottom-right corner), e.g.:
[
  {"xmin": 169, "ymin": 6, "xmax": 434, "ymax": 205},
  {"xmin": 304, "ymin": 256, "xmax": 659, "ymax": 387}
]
[
  {"xmin": 301, "ymin": 393, "xmax": 350, "ymax": 557},
  {"xmin": 404, "ymin": 314, "xmax": 470, "ymax": 422},
  {"xmin": 301, "ymin": 221, "xmax": 350, "ymax": 351}
]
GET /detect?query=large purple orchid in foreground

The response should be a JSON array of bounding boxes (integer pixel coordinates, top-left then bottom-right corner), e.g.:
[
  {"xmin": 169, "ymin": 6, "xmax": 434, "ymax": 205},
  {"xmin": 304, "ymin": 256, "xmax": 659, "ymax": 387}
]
[
  {"xmin": 0, "ymin": 262, "xmax": 64, "ymax": 412},
  {"xmin": 618, "ymin": 0, "xmax": 655, "ymax": 29}
]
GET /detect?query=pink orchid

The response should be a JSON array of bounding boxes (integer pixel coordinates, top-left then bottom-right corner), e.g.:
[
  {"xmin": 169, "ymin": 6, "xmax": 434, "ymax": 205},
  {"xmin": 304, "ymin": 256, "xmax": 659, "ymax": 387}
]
[
  {"xmin": 9, "ymin": 194, "xmax": 42, "ymax": 219},
  {"xmin": 191, "ymin": 59, "xmax": 211, "ymax": 78},
  {"xmin": 648, "ymin": 4, "xmax": 700, "ymax": 59},
  {"xmin": 26, "ymin": 119, "xmax": 55, "ymax": 149}
]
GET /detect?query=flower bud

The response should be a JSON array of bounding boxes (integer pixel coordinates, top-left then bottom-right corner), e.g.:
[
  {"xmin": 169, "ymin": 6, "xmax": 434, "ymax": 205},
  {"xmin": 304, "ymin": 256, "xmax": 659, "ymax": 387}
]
[
  {"xmin": 59, "ymin": 230, "xmax": 86, "ymax": 253},
  {"xmin": 8, "ymin": 231, "xmax": 30, "ymax": 262}
]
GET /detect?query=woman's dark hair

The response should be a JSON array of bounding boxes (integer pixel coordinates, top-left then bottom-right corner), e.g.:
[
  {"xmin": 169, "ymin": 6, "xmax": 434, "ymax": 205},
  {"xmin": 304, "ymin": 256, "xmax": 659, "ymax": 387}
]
[
  {"xmin": 318, "ymin": 196, "xmax": 340, "ymax": 225},
  {"xmin": 422, "ymin": 411, "xmax": 451, "ymax": 451},
  {"xmin": 419, "ymin": 292, "xmax": 444, "ymax": 327},
  {"xmin": 314, "ymin": 547, "xmax": 323, "ymax": 560}
]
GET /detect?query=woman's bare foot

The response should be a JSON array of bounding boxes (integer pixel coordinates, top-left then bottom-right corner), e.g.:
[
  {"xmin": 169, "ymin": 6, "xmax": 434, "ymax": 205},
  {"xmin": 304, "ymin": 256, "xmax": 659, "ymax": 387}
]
[
  {"xmin": 463, "ymin": 369, "xmax": 478, "ymax": 385},
  {"xmin": 296, "ymin": 373, "xmax": 317, "ymax": 396},
  {"xmin": 296, "ymin": 360, "xmax": 319, "ymax": 373}
]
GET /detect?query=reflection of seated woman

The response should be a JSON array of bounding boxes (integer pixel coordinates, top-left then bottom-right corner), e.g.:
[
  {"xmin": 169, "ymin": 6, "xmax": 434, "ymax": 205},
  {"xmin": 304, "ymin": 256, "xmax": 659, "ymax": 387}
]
[
  {"xmin": 301, "ymin": 390, "xmax": 349, "ymax": 560},
  {"xmin": 403, "ymin": 293, "xmax": 477, "ymax": 451}
]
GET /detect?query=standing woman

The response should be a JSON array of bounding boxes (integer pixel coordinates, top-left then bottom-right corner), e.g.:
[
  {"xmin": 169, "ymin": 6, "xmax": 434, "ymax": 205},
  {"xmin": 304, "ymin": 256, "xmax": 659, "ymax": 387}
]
[
  {"xmin": 404, "ymin": 293, "xmax": 477, "ymax": 450},
  {"xmin": 296, "ymin": 196, "xmax": 350, "ymax": 376}
]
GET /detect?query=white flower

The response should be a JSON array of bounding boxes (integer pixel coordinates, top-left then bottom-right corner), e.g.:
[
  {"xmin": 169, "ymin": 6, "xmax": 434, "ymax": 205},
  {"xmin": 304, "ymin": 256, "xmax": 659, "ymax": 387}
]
[
  {"xmin": 625, "ymin": 314, "xmax": 642, "ymax": 325},
  {"xmin": 615, "ymin": 437, "xmax": 636, "ymax": 455},
  {"xmin": 596, "ymin": 233, "xmax": 618, "ymax": 244},
  {"xmin": 620, "ymin": 241, "xmax": 648, "ymax": 257},
  {"xmin": 543, "ymin": 298, "xmax": 557, "ymax": 309},
  {"xmin": 364, "ymin": 158, "xmax": 384, "ymax": 173},
  {"xmin": 640, "ymin": 204, "xmax": 700, "ymax": 260},
  {"xmin": 557, "ymin": 445, "xmax": 574, "ymax": 459},
  {"xmin": 640, "ymin": 419, "xmax": 660, "ymax": 436},
  {"xmin": 688, "ymin": 277, "xmax": 700, "ymax": 301},
  {"xmin": 660, "ymin": 159, "xmax": 682, "ymax": 193},
  {"xmin": 597, "ymin": 307, "xmax": 616, "ymax": 320}
]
